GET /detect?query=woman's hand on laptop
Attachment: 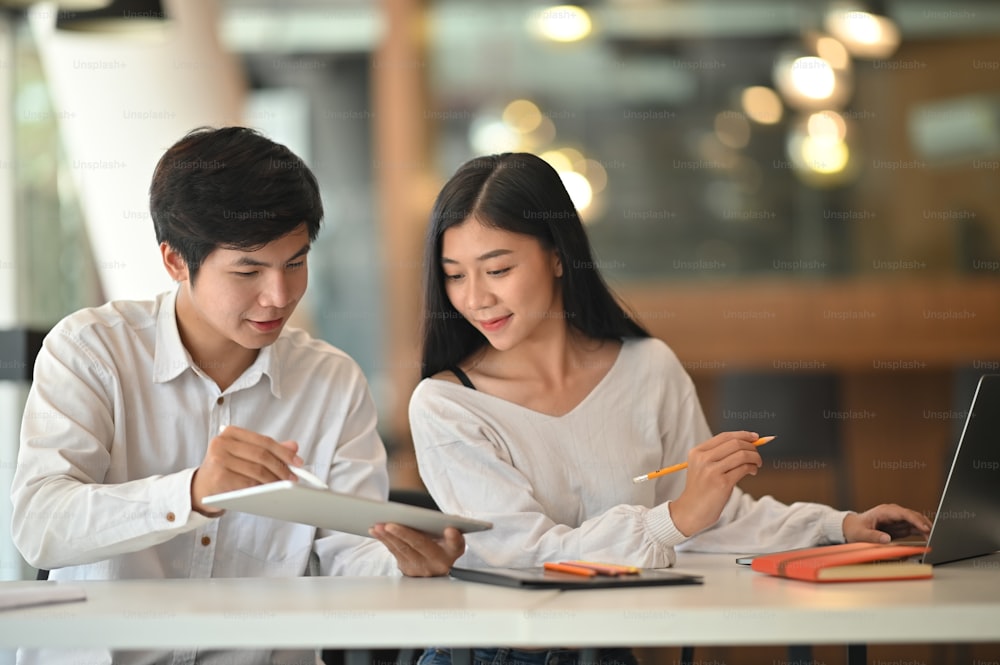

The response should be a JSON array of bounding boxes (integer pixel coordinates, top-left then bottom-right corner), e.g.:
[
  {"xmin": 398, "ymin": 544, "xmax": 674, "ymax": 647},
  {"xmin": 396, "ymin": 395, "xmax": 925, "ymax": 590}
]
[
  {"xmin": 370, "ymin": 523, "xmax": 465, "ymax": 577},
  {"xmin": 843, "ymin": 504, "xmax": 933, "ymax": 543}
]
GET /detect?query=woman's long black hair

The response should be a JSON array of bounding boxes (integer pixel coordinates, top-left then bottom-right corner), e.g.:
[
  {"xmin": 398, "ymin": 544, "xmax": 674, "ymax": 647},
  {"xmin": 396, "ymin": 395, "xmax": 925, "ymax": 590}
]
[{"xmin": 420, "ymin": 152, "xmax": 650, "ymax": 379}]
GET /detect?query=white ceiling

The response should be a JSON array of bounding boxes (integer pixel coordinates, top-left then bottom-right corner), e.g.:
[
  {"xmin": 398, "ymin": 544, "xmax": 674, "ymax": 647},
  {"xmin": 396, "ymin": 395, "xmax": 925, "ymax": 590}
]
[{"xmin": 217, "ymin": 0, "xmax": 1000, "ymax": 54}]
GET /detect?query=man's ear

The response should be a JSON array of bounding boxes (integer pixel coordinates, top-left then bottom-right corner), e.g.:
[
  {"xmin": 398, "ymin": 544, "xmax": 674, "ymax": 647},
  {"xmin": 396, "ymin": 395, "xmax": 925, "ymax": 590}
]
[{"xmin": 161, "ymin": 243, "xmax": 189, "ymax": 282}]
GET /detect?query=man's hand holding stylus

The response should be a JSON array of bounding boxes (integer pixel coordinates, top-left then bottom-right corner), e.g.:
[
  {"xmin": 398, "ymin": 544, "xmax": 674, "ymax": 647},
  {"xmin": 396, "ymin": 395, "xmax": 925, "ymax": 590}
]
[
  {"xmin": 194, "ymin": 426, "xmax": 466, "ymax": 576},
  {"xmin": 191, "ymin": 425, "xmax": 301, "ymax": 516},
  {"xmin": 668, "ymin": 431, "xmax": 764, "ymax": 537}
]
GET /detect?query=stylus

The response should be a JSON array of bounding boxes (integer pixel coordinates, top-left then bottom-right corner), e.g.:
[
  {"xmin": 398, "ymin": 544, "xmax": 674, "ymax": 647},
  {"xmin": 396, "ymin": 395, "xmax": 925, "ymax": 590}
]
[
  {"xmin": 218, "ymin": 425, "xmax": 327, "ymax": 489},
  {"xmin": 287, "ymin": 465, "xmax": 328, "ymax": 490}
]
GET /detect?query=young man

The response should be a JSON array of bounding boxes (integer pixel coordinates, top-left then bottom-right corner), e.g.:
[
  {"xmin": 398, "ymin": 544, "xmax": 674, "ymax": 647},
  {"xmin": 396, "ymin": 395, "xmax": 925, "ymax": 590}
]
[{"xmin": 10, "ymin": 126, "xmax": 463, "ymax": 665}]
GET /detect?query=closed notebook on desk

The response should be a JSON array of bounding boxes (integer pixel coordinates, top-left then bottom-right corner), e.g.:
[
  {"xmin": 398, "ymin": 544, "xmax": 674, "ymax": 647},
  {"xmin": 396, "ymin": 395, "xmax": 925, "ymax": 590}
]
[
  {"xmin": 450, "ymin": 567, "xmax": 703, "ymax": 589},
  {"xmin": 0, "ymin": 585, "xmax": 86, "ymax": 612},
  {"xmin": 751, "ymin": 542, "xmax": 932, "ymax": 582}
]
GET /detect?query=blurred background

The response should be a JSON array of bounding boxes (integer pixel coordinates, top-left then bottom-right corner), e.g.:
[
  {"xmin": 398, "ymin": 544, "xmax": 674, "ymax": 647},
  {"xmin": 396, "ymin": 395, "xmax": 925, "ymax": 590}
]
[{"xmin": 0, "ymin": 0, "xmax": 998, "ymax": 661}]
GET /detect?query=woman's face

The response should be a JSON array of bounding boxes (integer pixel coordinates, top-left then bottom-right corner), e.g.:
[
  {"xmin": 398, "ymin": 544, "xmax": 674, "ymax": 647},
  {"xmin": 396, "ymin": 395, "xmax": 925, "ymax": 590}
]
[{"xmin": 440, "ymin": 219, "xmax": 564, "ymax": 351}]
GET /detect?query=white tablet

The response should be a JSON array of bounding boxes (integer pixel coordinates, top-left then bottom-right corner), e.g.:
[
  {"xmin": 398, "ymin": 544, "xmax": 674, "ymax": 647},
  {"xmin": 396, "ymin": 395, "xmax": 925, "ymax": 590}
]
[{"xmin": 202, "ymin": 481, "xmax": 492, "ymax": 538}]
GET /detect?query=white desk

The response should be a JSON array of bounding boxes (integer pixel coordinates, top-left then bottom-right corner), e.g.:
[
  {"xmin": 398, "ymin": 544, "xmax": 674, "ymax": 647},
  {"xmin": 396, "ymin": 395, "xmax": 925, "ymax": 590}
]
[
  {"xmin": 0, "ymin": 575, "xmax": 557, "ymax": 650},
  {"xmin": 1, "ymin": 553, "xmax": 999, "ymax": 650},
  {"xmin": 526, "ymin": 552, "xmax": 1000, "ymax": 647}
]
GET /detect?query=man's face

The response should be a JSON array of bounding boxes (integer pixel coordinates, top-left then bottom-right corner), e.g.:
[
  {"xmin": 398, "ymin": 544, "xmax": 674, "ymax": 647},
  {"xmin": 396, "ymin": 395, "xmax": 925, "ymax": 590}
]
[{"xmin": 164, "ymin": 224, "xmax": 310, "ymax": 361}]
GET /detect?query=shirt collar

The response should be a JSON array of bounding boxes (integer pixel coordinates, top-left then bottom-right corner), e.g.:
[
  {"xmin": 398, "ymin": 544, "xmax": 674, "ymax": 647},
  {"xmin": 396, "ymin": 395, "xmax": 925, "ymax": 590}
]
[
  {"xmin": 238, "ymin": 342, "xmax": 282, "ymax": 398},
  {"xmin": 153, "ymin": 288, "xmax": 190, "ymax": 383},
  {"xmin": 152, "ymin": 287, "xmax": 282, "ymax": 397}
]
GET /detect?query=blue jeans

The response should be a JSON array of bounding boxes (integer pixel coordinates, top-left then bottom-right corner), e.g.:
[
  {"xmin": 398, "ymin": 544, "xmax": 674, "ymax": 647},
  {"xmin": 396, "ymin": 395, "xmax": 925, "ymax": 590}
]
[{"xmin": 417, "ymin": 647, "xmax": 638, "ymax": 665}]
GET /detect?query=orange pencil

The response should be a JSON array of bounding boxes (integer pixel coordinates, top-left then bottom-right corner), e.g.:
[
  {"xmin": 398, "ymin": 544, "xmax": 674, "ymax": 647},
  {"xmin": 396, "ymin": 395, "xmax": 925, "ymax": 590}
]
[
  {"xmin": 543, "ymin": 561, "xmax": 598, "ymax": 577},
  {"xmin": 631, "ymin": 436, "xmax": 776, "ymax": 484},
  {"xmin": 561, "ymin": 560, "xmax": 640, "ymax": 575}
]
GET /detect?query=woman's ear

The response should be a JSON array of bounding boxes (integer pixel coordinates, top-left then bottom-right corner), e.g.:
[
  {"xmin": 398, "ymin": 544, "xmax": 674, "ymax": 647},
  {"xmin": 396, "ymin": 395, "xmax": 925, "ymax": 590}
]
[
  {"xmin": 553, "ymin": 251, "xmax": 564, "ymax": 278},
  {"xmin": 161, "ymin": 243, "xmax": 189, "ymax": 282}
]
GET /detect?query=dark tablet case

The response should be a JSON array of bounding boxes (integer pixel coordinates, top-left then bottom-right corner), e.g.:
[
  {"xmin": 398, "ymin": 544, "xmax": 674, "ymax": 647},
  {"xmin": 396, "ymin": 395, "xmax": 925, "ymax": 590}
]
[{"xmin": 449, "ymin": 566, "xmax": 703, "ymax": 589}]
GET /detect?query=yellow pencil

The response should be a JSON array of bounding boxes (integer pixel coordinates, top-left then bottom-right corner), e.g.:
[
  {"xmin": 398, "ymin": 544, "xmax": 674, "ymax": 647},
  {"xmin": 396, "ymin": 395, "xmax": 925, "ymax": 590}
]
[{"xmin": 631, "ymin": 436, "xmax": 776, "ymax": 484}]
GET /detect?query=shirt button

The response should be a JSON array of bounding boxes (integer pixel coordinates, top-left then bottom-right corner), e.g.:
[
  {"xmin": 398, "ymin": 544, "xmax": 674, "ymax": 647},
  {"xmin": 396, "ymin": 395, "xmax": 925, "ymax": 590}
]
[
  {"xmin": 166, "ymin": 512, "xmax": 176, "ymax": 522},
  {"xmin": 201, "ymin": 536, "xmax": 212, "ymax": 546},
  {"xmin": 216, "ymin": 396, "xmax": 224, "ymax": 405}
]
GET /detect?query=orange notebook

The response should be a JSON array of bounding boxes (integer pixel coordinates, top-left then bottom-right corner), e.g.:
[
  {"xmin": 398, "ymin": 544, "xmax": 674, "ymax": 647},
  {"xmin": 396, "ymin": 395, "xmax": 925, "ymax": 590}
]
[{"xmin": 750, "ymin": 542, "xmax": 932, "ymax": 582}]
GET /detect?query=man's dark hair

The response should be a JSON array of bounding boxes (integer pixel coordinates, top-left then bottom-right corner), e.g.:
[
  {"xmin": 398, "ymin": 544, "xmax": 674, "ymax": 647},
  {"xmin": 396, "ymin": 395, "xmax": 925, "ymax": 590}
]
[{"xmin": 149, "ymin": 126, "xmax": 323, "ymax": 282}]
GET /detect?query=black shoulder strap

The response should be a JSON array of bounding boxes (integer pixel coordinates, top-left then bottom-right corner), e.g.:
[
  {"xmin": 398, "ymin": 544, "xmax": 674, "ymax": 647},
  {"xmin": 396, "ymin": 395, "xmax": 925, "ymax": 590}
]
[{"xmin": 448, "ymin": 366, "xmax": 477, "ymax": 390}]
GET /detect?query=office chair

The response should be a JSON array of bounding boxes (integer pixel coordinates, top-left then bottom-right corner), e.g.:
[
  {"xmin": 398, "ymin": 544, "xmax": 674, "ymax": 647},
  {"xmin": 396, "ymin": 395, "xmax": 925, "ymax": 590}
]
[{"xmin": 387, "ymin": 488, "xmax": 440, "ymax": 512}]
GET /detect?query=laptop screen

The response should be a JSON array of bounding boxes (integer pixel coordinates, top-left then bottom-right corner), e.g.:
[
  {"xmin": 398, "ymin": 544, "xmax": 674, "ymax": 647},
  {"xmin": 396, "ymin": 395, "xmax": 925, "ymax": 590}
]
[{"xmin": 923, "ymin": 374, "xmax": 1000, "ymax": 565}]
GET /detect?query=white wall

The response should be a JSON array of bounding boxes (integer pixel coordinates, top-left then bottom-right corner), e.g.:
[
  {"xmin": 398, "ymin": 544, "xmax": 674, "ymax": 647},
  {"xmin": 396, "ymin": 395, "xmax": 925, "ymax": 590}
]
[
  {"xmin": 28, "ymin": 0, "xmax": 247, "ymax": 300},
  {"xmin": 1, "ymin": 12, "xmax": 30, "ymax": 597},
  {"xmin": 0, "ymin": 0, "xmax": 249, "ymax": 600},
  {"xmin": 1, "ymin": 10, "xmax": 16, "ymax": 330}
]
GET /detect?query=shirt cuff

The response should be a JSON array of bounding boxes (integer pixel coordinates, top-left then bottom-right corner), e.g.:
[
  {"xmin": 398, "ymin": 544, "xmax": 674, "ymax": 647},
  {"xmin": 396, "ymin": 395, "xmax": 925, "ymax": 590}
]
[
  {"xmin": 643, "ymin": 501, "xmax": 690, "ymax": 548},
  {"xmin": 824, "ymin": 509, "xmax": 852, "ymax": 543},
  {"xmin": 149, "ymin": 468, "xmax": 215, "ymax": 531}
]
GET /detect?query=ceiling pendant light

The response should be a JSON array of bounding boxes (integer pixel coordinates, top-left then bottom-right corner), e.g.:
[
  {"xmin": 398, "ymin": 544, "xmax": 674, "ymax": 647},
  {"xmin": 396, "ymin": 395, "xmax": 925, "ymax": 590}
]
[{"xmin": 55, "ymin": 0, "xmax": 168, "ymax": 35}]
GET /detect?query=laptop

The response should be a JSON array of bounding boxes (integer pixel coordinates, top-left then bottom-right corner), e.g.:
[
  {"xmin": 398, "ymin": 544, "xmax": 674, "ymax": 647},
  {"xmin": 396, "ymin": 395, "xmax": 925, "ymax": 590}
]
[
  {"xmin": 737, "ymin": 374, "xmax": 1000, "ymax": 567},
  {"xmin": 921, "ymin": 374, "xmax": 1000, "ymax": 565}
]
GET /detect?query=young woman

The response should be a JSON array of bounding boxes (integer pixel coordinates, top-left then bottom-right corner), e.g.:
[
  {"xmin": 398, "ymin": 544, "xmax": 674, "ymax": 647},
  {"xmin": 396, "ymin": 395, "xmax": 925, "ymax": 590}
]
[{"xmin": 409, "ymin": 152, "xmax": 931, "ymax": 665}]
